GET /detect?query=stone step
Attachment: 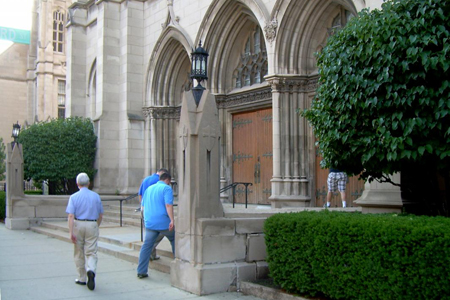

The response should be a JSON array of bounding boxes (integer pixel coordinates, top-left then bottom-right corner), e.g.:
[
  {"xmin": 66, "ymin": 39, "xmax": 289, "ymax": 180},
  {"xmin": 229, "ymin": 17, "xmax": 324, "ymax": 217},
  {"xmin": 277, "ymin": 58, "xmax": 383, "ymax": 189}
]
[
  {"xmin": 106, "ymin": 204, "xmax": 179, "ymax": 215},
  {"xmin": 30, "ymin": 221, "xmax": 173, "ymax": 274},
  {"xmin": 102, "ymin": 215, "xmax": 142, "ymax": 227},
  {"xmin": 103, "ymin": 210, "xmax": 141, "ymax": 220},
  {"xmin": 104, "ymin": 204, "xmax": 142, "ymax": 213}
]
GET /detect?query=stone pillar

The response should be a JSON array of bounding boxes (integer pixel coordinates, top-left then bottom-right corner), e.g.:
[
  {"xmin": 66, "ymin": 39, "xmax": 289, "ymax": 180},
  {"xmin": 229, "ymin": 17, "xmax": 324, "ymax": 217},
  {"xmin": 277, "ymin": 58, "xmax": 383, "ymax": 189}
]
[
  {"xmin": 267, "ymin": 75, "xmax": 318, "ymax": 208},
  {"xmin": 172, "ymin": 90, "xmax": 257, "ymax": 295},
  {"xmin": 5, "ymin": 143, "xmax": 27, "ymax": 230},
  {"xmin": 354, "ymin": 173, "xmax": 403, "ymax": 213}
]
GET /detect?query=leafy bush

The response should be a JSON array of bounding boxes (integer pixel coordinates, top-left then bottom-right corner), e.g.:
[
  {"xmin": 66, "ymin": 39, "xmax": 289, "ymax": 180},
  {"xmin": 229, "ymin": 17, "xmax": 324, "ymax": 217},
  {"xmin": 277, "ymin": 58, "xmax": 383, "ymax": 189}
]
[
  {"xmin": 0, "ymin": 191, "xmax": 5, "ymax": 220},
  {"xmin": 264, "ymin": 211, "xmax": 450, "ymax": 300},
  {"xmin": 301, "ymin": 0, "xmax": 450, "ymax": 215},
  {"xmin": 17, "ymin": 117, "xmax": 97, "ymax": 194},
  {"xmin": 0, "ymin": 137, "xmax": 5, "ymax": 181}
]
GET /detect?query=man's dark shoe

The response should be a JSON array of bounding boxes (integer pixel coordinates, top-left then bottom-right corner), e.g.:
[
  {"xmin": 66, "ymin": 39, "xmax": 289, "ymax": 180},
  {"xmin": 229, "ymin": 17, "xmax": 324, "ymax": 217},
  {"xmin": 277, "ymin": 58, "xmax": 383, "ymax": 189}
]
[
  {"xmin": 75, "ymin": 279, "xmax": 86, "ymax": 285},
  {"xmin": 87, "ymin": 271, "xmax": 95, "ymax": 290},
  {"xmin": 137, "ymin": 273, "xmax": 149, "ymax": 279}
]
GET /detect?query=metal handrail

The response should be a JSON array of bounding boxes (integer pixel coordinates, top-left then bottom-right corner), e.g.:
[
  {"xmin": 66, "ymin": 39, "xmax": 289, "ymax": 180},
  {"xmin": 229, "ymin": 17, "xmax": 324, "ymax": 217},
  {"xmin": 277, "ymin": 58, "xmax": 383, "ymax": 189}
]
[
  {"xmin": 102, "ymin": 193, "xmax": 138, "ymax": 227},
  {"xmin": 220, "ymin": 182, "xmax": 253, "ymax": 208}
]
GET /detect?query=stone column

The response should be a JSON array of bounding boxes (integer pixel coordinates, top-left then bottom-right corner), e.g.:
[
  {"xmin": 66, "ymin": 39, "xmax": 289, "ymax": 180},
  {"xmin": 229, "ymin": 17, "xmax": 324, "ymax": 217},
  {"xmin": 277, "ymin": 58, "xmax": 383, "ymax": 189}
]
[
  {"xmin": 354, "ymin": 173, "xmax": 403, "ymax": 213},
  {"xmin": 267, "ymin": 75, "xmax": 318, "ymax": 208}
]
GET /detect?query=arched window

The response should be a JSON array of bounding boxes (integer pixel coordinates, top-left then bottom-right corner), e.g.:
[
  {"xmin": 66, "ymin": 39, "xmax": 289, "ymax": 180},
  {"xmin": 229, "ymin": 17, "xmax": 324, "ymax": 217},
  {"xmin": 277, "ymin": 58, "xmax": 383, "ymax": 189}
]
[
  {"xmin": 328, "ymin": 8, "xmax": 355, "ymax": 36},
  {"xmin": 234, "ymin": 69, "xmax": 242, "ymax": 89},
  {"xmin": 58, "ymin": 80, "xmax": 66, "ymax": 119},
  {"xmin": 233, "ymin": 26, "xmax": 268, "ymax": 89},
  {"xmin": 53, "ymin": 10, "xmax": 65, "ymax": 53},
  {"xmin": 243, "ymin": 67, "xmax": 251, "ymax": 87},
  {"xmin": 245, "ymin": 38, "xmax": 251, "ymax": 57},
  {"xmin": 252, "ymin": 64, "xmax": 260, "ymax": 84},
  {"xmin": 261, "ymin": 62, "xmax": 268, "ymax": 83},
  {"xmin": 254, "ymin": 30, "xmax": 260, "ymax": 54}
]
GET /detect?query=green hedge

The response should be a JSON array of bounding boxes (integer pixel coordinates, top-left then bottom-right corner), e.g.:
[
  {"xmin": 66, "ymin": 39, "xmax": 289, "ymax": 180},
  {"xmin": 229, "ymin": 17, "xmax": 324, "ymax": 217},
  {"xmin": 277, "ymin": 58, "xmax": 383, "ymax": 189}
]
[
  {"xmin": 264, "ymin": 211, "xmax": 450, "ymax": 300},
  {"xmin": 0, "ymin": 191, "xmax": 5, "ymax": 220}
]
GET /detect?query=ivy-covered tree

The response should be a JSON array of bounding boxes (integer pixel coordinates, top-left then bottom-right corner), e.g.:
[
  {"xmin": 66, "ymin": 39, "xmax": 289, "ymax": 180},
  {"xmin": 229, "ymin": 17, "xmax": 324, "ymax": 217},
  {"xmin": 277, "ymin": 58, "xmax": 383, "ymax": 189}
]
[
  {"xmin": 18, "ymin": 117, "xmax": 97, "ymax": 194},
  {"xmin": 302, "ymin": 0, "xmax": 450, "ymax": 215},
  {"xmin": 0, "ymin": 137, "xmax": 5, "ymax": 181}
]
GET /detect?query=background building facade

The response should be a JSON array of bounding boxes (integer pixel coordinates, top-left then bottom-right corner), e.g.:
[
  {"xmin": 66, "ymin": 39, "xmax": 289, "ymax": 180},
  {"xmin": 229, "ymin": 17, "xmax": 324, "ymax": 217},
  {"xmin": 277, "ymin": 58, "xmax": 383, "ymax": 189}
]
[
  {"xmin": 27, "ymin": 0, "xmax": 76, "ymax": 123},
  {"xmin": 0, "ymin": 0, "xmax": 75, "ymax": 180}
]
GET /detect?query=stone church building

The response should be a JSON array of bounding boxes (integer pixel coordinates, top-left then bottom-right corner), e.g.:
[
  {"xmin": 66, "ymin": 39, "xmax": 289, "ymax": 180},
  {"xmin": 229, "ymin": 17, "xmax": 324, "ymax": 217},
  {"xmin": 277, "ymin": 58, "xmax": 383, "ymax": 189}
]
[
  {"xmin": 66, "ymin": 0, "xmax": 384, "ymax": 207},
  {"xmin": 16, "ymin": 0, "xmax": 387, "ymax": 207}
]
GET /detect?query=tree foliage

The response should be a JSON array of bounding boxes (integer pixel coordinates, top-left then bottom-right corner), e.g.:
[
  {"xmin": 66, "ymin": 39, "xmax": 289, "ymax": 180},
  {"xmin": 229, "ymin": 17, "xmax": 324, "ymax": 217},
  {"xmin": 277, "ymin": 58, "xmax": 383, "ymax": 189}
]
[
  {"xmin": 302, "ymin": 0, "xmax": 450, "ymax": 183},
  {"xmin": 18, "ymin": 117, "xmax": 97, "ymax": 194},
  {"xmin": 0, "ymin": 137, "xmax": 5, "ymax": 181}
]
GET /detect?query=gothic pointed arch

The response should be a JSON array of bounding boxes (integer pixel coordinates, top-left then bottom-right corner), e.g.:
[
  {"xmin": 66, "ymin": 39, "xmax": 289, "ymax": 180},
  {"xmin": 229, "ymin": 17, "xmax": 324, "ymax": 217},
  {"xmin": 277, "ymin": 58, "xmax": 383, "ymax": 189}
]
[
  {"xmin": 275, "ymin": 0, "xmax": 358, "ymax": 75},
  {"xmin": 87, "ymin": 59, "xmax": 97, "ymax": 119},
  {"xmin": 143, "ymin": 26, "xmax": 192, "ymax": 179},
  {"xmin": 146, "ymin": 26, "xmax": 192, "ymax": 107},
  {"xmin": 197, "ymin": 0, "xmax": 270, "ymax": 94}
]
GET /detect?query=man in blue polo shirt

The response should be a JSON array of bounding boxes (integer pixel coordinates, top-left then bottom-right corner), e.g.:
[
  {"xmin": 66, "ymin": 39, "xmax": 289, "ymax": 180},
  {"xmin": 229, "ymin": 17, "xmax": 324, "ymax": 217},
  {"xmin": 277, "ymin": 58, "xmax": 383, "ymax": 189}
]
[
  {"xmin": 66, "ymin": 173, "xmax": 104, "ymax": 291},
  {"xmin": 137, "ymin": 172, "xmax": 175, "ymax": 278},
  {"xmin": 137, "ymin": 168, "xmax": 168, "ymax": 260}
]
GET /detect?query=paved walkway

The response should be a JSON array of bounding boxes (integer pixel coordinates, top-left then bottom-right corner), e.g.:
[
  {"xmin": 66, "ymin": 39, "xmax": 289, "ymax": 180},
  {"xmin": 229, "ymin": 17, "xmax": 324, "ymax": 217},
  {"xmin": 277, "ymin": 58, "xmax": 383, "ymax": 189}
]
[{"xmin": 0, "ymin": 223, "xmax": 263, "ymax": 300}]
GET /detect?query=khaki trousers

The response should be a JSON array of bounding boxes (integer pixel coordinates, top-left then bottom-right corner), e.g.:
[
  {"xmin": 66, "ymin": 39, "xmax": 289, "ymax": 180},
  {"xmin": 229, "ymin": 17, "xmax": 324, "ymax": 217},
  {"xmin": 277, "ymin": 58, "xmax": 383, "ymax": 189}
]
[{"xmin": 73, "ymin": 220, "xmax": 99, "ymax": 282}]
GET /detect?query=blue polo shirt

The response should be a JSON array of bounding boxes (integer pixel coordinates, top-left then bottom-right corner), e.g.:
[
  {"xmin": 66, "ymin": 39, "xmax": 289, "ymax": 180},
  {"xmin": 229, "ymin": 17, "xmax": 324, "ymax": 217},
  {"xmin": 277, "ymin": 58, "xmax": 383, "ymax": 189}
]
[
  {"xmin": 142, "ymin": 180, "xmax": 173, "ymax": 230},
  {"xmin": 66, "ymin": 187, "xmax": 104, "ymax": 220},
  {"xmin": 138, "ymin": 173, "xmax": 159, "ymax": 198}
]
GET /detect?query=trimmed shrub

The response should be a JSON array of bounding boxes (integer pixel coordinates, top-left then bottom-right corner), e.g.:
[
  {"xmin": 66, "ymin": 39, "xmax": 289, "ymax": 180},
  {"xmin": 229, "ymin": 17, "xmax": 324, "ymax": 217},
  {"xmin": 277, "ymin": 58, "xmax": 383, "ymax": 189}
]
[
  {"xmin": 264, "ymin": 211, "xmax": 450, "ymax": 300},
  {"xmin": 18, "ymin": 117, "xmax": 97, "ymax": 195}
]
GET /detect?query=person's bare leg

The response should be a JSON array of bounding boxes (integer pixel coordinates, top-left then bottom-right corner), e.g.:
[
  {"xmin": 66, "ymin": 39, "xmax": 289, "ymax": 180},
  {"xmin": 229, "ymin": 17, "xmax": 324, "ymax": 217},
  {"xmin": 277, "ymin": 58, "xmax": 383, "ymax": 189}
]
[
  {"xmin": 340, "ymin": 191, "xmax": 347, "ymax": 208},
  {"xmin": 326, "ymin": 191, "xmax": 332, "ymax": 208}
]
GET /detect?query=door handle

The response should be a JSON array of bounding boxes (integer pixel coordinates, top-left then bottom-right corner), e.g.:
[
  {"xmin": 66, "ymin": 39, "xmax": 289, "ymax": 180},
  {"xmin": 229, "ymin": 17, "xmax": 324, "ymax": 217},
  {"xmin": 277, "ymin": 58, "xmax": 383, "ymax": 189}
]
[{"xmin": 254, "ymin": 157, "xmax": 261, "ymax": 184}]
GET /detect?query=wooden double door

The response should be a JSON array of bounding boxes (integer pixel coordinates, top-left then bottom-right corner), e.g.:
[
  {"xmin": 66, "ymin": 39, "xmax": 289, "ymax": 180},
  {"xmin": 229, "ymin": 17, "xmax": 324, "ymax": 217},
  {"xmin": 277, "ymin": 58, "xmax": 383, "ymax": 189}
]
[{"xmin": 232, "ymin": 108, "xmax": 273, "ymax": 205}]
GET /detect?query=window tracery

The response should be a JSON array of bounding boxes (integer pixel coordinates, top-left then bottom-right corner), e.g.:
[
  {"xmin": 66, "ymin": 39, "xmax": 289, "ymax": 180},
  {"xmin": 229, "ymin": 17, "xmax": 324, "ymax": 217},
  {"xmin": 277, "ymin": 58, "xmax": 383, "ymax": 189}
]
[
  {"xmin": 234, "ymin": 26, "xmax": 268, "ymax": 89},
  {"xmin": 327, "ymin": 8, "xmax": 355, "ymax": 36}
]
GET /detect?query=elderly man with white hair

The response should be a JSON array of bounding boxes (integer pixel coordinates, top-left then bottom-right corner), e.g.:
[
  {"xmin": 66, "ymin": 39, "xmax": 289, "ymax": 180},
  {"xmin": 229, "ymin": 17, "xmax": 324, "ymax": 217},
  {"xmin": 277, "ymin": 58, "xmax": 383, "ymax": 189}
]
[{"xmin": 66, "ymin": 172, "xmax": 104, "ymax": 291}]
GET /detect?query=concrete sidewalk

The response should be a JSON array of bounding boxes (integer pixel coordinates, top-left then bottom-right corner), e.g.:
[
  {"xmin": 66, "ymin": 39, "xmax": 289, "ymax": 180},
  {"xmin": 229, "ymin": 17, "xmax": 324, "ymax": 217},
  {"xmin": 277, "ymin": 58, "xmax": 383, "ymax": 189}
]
[{"xmin": 0, "ymin": 223, "xmax": 263, "ymax": 300}]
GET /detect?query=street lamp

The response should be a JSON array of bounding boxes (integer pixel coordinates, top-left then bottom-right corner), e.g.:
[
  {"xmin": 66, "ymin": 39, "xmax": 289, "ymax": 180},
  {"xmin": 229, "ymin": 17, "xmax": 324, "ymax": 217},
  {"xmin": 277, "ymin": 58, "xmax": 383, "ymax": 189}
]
[
  {"xmin": 190, "ymin": 40, "xmax": 209, "ymax": 106},
  {"xmin": 11, "ymin": 121, "xmax": 21, "ymax": 149}
]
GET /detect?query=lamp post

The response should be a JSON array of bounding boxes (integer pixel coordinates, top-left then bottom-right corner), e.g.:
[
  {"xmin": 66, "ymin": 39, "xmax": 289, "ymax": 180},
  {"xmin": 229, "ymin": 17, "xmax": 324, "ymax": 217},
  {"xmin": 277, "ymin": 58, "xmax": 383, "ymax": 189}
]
[
  {"xmin": 190, "ymin": 41, "xmax": 209, "ymax": 106},
  {"xmin": 11, "ymin": 121, "xmax": 21, "ymax": 149}
]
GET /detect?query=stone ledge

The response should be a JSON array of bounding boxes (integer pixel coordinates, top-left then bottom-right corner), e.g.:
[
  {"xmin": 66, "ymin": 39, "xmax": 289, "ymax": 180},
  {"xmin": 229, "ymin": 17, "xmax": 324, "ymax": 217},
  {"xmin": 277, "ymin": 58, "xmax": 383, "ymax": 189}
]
[{"xmin": 240, "ymin": 281, "xmax": 311, "ymax": 300}]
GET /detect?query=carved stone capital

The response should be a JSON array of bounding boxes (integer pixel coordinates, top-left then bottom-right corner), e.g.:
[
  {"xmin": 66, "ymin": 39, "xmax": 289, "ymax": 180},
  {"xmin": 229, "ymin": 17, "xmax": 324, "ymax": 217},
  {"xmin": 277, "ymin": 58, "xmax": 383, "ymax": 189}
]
[
  {"xmin": 266, "ymin": 76, "xmax": 319, "ymax": 93},
  {"xmin": 216, "ymin": 87, "xmax": 272, "ymax": 109},
  {"xmin": 142, "ymin": 106, "xmax": 181, "ymax": 119},
  {"xmin": 264, "ymin": 20, "xmax": 278, "ymax": 46}
]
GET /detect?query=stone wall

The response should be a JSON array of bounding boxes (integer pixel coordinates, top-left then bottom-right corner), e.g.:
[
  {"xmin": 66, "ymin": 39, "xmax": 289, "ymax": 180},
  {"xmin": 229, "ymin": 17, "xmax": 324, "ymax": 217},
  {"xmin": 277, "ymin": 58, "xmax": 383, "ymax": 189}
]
[{"xmin": 5, "ymin": 195, "xmax": 68, "ymax": 230}]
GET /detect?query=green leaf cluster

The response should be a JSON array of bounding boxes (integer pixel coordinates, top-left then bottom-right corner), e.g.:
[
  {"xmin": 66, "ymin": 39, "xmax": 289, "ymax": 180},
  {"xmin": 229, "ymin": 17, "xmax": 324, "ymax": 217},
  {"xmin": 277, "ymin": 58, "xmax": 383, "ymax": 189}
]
[
  {"xmin": 17, "ymin": 117, "xmax": 97, "ymax": 193},
  {"xmin": 301, "ymin": 0, "xmax": 450, "ymax": 180},
  {"xmin": 0, "ymin": 137, "xmax": 5, "ymax": 181},
  {"xmin": 264, "ymin": 211, "xmax": 450, "ymax": 299}
]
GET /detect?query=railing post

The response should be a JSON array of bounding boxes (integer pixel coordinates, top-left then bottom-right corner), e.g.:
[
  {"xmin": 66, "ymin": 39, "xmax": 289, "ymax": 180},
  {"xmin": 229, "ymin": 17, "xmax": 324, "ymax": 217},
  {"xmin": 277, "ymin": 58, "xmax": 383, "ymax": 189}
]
[
  {"xmin": 245, "ymin": 184, "xmax": 249, "ymax": 209},
  {"xmin": 120, "ymin": 200, "xmax": 123, "ymax": 227},
  {"xmin": 232, "ymin": 185, "xmax": 236, "ymax": 208}
]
